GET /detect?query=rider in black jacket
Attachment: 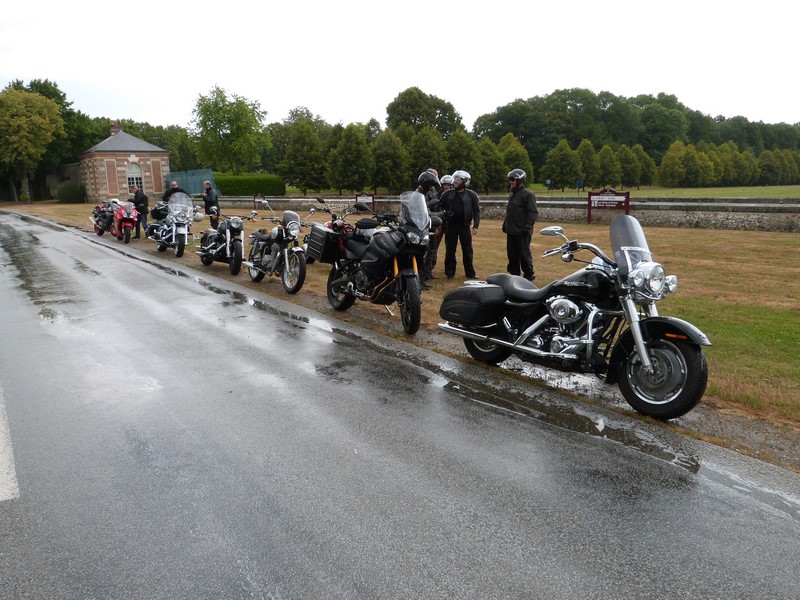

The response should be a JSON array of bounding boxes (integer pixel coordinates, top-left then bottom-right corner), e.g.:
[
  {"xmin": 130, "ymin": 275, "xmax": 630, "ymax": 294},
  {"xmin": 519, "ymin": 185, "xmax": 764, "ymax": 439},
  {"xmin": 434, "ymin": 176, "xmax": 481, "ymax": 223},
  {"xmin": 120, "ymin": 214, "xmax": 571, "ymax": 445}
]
[{"xmin": 439, "ymin": 170, "xmax": 480, "ymax": 279}]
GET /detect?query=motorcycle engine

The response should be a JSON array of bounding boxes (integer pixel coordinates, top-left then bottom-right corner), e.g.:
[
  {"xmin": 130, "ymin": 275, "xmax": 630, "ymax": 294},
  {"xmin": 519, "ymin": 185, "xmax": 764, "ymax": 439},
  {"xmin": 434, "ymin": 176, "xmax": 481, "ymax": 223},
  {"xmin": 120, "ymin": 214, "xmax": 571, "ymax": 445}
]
[
  {"xmin": 353, "ymin": 268, "xmax": 371, "ymax": 292},
  {"xmin": 266, "ymin": 242, "xmax": 280, "ymax": 269},
  {"xmin": 547, "ymin": 296, "xmax": 583, "ymax": 324}
]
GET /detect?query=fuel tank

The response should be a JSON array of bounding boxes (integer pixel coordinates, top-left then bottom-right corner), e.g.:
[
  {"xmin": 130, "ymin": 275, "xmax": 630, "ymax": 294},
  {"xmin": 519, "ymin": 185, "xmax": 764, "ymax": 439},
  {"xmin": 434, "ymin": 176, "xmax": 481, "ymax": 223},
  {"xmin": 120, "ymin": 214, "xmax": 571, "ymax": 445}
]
[{"xmin": 550, "ymin": 266, "xmax": 616, "ymax": 307}]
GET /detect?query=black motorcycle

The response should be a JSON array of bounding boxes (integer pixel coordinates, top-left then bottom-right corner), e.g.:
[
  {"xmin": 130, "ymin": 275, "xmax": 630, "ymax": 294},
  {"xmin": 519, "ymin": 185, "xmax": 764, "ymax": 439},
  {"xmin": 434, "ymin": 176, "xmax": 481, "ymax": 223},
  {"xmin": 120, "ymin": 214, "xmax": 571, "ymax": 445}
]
[
  {"xmin": 196, "ymin": 207, "xmax": 248, "ymax": 275},
  {"xmin": 147, "ymin": 192, "xmax": 203, "ymax": 258},
  {"xmin": 89, "ymin": 199, "xmax": 118, "ymax": 236},
  {"xmin": 438, "ymin": 215, "xmax": 711, "ymax": 419},
  {"xmin": 243, "ymin": 202, "xmax": 309, "ymax": 294},
  {"xmin": 314, "ymin": 192, "xmax": 430, "ymax": 335}
]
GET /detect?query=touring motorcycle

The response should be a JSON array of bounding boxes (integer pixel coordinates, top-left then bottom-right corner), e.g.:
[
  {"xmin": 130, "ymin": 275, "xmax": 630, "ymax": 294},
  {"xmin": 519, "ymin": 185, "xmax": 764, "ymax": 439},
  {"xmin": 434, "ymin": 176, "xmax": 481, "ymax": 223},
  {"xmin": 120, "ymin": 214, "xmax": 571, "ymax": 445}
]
[
  {"xmin": 146, "ymin": 192, "xmax": 203, "ymax": 257},
  {"xmin": 438, "ymin": 215, "xmax": 710, "ymax": 419},
  {"xmin": 89, "ymin": 199, "xmax": 119, "ymax": 236},
  {"xmin": 314, "ymin": 192, "xmax": 430, "ymax": 335},
  {"xmin": 243, "ymin": 201, "xmax": 309, "ymax": 294},
  {"xmin": 196, "ymin": 207, "xmax": 248, "ymax": 275},
  {"xmin": 111, "ymin": 200, "xmax": 139, "ymax": 244}
]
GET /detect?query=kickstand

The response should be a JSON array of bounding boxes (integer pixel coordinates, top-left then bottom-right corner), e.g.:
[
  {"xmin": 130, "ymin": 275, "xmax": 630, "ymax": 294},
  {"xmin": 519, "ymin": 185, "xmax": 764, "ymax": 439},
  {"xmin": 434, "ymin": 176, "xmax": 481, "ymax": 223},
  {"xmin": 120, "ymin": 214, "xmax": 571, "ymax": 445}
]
[{"xmin": 383, "ymin": 305, "xmax": 395, "ymax": 316}]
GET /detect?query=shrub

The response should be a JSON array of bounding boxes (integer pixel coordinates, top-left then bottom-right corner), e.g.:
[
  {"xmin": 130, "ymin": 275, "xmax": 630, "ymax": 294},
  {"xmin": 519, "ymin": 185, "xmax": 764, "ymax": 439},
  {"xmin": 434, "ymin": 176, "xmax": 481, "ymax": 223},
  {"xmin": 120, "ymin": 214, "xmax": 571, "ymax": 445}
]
[
  {"xmin": 56, "ymin": 181, "xmax": 85, "ymax": 203},
  {"xmin": 214, "ymin": 173, "xmax": 286, "ymax": 197}
]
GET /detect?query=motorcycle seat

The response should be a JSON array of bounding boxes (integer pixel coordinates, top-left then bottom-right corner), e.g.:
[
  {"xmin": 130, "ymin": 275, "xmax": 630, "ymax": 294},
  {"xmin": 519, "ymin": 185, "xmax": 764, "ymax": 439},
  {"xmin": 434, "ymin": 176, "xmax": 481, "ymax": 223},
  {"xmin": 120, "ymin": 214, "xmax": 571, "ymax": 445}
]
[
  {"xmin": 486, "ymin": 273, "xmax": 551, "ymax": 302},
  {"xmin": 252, "ymin": 230, "xmax": 273, "ymax": 242}
]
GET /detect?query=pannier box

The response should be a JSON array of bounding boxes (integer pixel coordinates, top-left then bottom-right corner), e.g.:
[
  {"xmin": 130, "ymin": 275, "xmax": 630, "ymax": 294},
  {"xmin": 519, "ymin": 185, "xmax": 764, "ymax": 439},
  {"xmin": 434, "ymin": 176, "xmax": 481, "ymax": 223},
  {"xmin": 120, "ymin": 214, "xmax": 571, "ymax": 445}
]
[
  {"xmin": 306, "ymin": 223, "xmax": 343, "ymax": 264},
  {"xmin": 439, "ymin": 283, "xmax": 506, "ymax": 326}
]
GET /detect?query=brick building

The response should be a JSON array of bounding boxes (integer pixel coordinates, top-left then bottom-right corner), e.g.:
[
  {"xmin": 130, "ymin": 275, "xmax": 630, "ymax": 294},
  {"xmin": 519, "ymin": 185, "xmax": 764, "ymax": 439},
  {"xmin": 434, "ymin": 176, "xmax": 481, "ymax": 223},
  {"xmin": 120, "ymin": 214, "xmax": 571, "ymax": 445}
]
[{"xmin": 80, "ymin": 123, "xmax": 170, "ymax": 202}]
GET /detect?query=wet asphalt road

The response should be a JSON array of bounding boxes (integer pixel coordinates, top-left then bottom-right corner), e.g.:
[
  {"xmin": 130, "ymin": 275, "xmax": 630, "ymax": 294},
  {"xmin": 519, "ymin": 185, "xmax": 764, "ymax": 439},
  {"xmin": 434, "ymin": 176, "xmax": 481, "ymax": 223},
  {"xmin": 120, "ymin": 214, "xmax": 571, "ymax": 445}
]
[{"xmin": 0, "ymin": 212, "xmax": 799, "ymax": 600}]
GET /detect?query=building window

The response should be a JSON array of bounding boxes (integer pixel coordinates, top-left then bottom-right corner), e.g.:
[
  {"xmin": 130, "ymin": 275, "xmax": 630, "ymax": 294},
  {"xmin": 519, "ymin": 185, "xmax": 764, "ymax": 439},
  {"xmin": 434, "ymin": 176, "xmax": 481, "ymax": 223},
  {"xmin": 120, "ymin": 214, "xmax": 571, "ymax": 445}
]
[{"xmin": 126, "ymin": 163, "xmax": 143, "ymax": 192}]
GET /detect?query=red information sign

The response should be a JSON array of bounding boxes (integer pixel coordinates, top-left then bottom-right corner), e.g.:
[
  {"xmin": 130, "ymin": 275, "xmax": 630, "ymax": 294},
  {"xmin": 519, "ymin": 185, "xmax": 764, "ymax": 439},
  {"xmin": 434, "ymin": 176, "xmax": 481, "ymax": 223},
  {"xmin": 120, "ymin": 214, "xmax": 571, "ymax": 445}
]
[{"xmin": 587, "ymin": 188, "xmax": 630, "ymax": 223}]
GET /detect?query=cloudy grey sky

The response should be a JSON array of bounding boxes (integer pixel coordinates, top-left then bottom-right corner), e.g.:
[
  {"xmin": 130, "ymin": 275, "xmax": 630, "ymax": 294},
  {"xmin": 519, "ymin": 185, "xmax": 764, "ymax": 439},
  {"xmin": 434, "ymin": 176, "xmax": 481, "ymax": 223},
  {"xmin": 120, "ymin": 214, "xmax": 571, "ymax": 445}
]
[{"xmin": 2, "ymin": 0, "xmax": 795, "ymax": 129}]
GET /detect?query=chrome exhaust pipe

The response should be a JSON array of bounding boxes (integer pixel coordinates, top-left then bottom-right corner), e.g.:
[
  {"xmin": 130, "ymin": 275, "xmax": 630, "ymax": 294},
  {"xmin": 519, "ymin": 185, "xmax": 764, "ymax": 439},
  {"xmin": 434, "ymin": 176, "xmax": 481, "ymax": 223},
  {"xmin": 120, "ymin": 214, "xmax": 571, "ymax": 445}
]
[{"xmin": 437, "ymin": 322, "xmax": 579, "ymax": 360}]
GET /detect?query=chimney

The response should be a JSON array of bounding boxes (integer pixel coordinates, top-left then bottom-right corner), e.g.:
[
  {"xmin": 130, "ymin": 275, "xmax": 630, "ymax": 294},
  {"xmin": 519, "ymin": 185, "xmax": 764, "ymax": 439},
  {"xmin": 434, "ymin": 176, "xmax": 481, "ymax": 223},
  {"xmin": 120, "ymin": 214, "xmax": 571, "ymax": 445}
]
[{"xmin": 110, "ymin": 121, "xmax": 122, "ymax": 135}]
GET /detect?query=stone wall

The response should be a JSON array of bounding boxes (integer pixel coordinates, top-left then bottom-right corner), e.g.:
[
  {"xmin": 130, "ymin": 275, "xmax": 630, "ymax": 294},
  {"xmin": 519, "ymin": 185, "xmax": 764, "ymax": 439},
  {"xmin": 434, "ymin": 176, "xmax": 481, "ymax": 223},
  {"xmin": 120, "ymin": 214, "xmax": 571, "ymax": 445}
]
[{"xmin": 218, "ymin": 195, "xmax": 800, "ymax": 233}]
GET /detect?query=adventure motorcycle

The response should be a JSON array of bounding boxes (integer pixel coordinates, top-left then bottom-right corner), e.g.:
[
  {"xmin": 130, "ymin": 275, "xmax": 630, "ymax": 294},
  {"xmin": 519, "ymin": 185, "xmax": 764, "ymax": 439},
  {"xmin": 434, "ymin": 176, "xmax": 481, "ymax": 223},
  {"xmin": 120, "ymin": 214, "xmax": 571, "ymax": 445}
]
[
  {"xmin": 111, "ymin": 200, "xmax": 139, "ymax": 244},
  {"xmin": 438, "ymin": 215, "xmax": 710, "ymax": 419},
  {"xmin": 314, "ymin": 192, "xmax": 430, "ymax": 335},
  {"xmin": 89, "ymin": 199, "xmax": 119, "ymax": 236},
  {"xmin": 196, "ymin": 207, "xmax": 248, "ymax": 275},
  {"xmin": 146, "ymin": 192, "xmax": 203, "ymax": 258},
  {"xmin": 243, "ymin": 201, "xmax": 309, "ymax": 294}
]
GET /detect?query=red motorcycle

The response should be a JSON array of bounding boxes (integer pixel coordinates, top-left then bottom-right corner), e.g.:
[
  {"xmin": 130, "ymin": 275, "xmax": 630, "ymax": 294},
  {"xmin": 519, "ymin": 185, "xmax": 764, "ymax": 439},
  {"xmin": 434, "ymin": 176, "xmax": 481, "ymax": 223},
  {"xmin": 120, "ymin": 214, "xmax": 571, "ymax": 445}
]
[{"xmin": 111, "ymin": 200, "xmax": 139, "ymax": 244}]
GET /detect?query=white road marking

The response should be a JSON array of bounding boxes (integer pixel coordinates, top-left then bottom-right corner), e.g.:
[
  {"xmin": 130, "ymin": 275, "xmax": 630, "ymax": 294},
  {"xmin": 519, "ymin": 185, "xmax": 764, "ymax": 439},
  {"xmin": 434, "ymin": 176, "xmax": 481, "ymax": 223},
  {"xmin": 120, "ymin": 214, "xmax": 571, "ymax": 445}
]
[{"xmin": 0, "ymin": 381, "xmax": 20, "ymax": 501}]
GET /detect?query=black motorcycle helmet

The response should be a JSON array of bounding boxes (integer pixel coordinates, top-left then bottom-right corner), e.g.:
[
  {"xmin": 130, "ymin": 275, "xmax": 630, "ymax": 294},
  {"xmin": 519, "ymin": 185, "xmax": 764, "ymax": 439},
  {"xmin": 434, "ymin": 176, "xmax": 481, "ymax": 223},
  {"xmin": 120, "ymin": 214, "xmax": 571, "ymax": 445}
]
[
  {"xmin": 508, "ymin": 168, "xmax": 527, "ymax": 183},
  {"xmin": 417, "ymin": 170, "xmax": 440, "ymax": 193}
]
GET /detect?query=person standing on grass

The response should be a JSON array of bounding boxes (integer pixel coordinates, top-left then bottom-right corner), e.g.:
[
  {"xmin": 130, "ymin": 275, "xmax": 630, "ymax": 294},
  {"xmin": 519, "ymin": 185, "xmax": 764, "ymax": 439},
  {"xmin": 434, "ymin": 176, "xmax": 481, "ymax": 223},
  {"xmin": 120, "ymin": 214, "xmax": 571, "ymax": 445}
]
[
  {"xmin": 503, "ymin": 168, "xmax": 538, "ymax": 281},
  {"xmin": 439, "ymin": 170, "xmax": 480, "ymax": 279}
]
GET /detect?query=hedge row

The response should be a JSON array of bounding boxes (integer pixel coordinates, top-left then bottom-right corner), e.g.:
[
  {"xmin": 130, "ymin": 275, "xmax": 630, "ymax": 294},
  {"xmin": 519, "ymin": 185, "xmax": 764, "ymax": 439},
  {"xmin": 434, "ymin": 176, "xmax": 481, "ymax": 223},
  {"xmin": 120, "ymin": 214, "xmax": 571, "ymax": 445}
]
[{"xmin": 214, "ymin": 173, "xmax": 286, "ymax": 197}]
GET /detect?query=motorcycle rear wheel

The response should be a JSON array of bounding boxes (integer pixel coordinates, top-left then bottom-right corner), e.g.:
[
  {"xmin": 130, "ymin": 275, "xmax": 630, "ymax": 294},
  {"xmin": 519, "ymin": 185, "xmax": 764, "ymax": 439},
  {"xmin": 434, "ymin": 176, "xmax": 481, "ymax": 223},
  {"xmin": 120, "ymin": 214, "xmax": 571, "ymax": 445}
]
[
  {"xmin": 327, "ymin": 265, "xmax": 355, "ymax": 311},
  {"xmin": 248, "ymin": 245, "xmax": 266, "ymax": 282},
  {"xmin": 157, "ymin": 242, "xmax": 168, "ymax": 252},
  {"xmin": 175, "ymin": 233, "xmax": 186, "ymax": 257},
  {"xmin": 464, "ymin": 332, "xmax": 513, "ymax": 364},
  {"xmin": 282, "ymin": 251, "xmax": 306, "ymax": 294},
  {"xmin": 399, "ymin": 276, "xmax": 421, "ymax": 334},
  {"xmin": 618, "ymin": 339, "xmax": 707, "ymax": 420},
  {"xmin": 229, "ymin": 240, "xmax": 243, "ymax": 275},
  {"xmin": 200, "ymin": 250, "xmax": 215, "ymax": 266}
]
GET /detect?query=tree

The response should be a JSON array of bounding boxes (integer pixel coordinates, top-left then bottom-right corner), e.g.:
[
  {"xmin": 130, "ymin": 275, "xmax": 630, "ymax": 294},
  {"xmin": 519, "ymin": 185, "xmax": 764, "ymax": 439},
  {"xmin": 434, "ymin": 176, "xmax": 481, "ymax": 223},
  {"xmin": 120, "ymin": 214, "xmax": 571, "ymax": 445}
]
[
  {"xmin": 279, "ymin": 120, "xmax": 327, "ymax": 194},
  {"xmin": 445, "ymin": 129, "xmax": 480, "ymax": 183},
  {"xmin": 386, "ymin": 87, "xmax": 462, "ymax": 138},
  {"xmin": 0, "ymin": 88, "xmax": 64, "ymax": 201},
  {"xmin": 615, "ymin": 144, "xmax": 641, "ymax": 189},
  {"xmin": 327, "ymin": 123, "xmax": 374, "ymax": 194},
  {"xmin": 475, "ymin": 137, "xmax": 506, "ymax": 194},
  {"xmin": 371, "ymin": 129, "xmax": 409, "ymax": 194},
  {"xmin": 497, "ymin": 133, "xmax": 533, "ymax": 180},
  {"xmin": 631, "ymin": 145, "xmax": 657, "ymax": 187},
  {"xmin": 576, "ymin": 139, "xmax": 600, "ymax": 189},
  {"xmin": 192, "ymin": 86, "xmax": 269, "ymax": 174},
  {"xmin": 596, "ymin": 145, "xmax": 621, "ymax": 188},
  {"xmin": 542, "ymin": 140, "xmax": 581, "ymax": 191},
  {"xmin": 407, "ymin": 126, "xmax": 447, "ymax": 186},
  {"xmin": 639, "ymin": 103, "xmax": 689, "ymax": 163},
  {"xmin": 658, "ymin": 141, "xmax": 687, "ymax": 187}
]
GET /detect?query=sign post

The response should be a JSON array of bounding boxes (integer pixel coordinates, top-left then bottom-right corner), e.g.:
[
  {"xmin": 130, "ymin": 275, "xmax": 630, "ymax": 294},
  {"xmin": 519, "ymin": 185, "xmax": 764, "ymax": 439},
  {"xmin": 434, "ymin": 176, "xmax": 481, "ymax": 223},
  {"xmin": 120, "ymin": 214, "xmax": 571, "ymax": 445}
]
[{"xmin": 587, "ymin": 188, "xmax": 630, "ymax": 224}]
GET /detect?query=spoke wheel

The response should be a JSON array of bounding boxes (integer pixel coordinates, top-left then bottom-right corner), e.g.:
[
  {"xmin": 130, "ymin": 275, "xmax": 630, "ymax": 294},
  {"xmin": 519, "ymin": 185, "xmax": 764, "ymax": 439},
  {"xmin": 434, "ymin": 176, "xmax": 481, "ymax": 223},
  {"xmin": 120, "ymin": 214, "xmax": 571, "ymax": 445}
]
[{"xmin": 281, "ymin": 251, "xmax": 306, "ymax": 294}]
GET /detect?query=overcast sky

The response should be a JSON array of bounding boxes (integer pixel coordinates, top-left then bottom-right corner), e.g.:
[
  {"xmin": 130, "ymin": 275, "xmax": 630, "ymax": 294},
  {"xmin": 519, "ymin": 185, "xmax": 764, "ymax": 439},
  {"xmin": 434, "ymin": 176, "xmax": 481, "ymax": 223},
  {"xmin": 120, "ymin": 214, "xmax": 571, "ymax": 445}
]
[{"xmin": 2, "ymin": 0, "xmax": 795, "ymax": 131}]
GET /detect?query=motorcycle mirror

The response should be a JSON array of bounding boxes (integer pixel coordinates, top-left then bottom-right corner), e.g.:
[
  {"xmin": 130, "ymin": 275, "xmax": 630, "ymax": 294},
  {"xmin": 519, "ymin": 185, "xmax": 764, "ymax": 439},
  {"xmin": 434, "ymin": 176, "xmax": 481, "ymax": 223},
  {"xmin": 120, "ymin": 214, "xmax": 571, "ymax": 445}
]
[
  {"xmin": 261, "ymin": 200, "xmax": 272, "ymax": 210},
  {"xmin": 316, "ymin": 197, "xmax": 325, "ymax": 203},
  {"xmin": 309, "ymin": 207, "xmax": 316, "ymax": 214},
  {"xmin": 540, "ymin": 226, "xmax": 564, "ymax": 237},
  {"xmin": 353, "ymin": 202, "xmax": 371, "ymax": 212}
]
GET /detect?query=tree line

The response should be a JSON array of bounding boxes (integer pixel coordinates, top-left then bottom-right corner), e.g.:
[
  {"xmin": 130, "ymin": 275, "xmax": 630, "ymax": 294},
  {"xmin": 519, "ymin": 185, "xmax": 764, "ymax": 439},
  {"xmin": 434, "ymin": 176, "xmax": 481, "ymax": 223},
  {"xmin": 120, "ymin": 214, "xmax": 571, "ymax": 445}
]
[{"xmin": 2, "ymin": 80, "xmax": 799, "ymax": 201}]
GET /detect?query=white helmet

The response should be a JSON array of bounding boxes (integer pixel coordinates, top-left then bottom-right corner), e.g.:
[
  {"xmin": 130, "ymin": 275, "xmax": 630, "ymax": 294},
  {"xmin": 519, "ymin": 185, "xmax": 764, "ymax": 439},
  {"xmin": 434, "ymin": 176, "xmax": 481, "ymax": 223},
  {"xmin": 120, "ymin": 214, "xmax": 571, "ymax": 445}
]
[
  {"xmin": 440, "ymin": 174, "xmax": 454, "ymax": 186},
  {"xmin": 452, "ymin": 170, "xmax": 471, "ymax": 188}
]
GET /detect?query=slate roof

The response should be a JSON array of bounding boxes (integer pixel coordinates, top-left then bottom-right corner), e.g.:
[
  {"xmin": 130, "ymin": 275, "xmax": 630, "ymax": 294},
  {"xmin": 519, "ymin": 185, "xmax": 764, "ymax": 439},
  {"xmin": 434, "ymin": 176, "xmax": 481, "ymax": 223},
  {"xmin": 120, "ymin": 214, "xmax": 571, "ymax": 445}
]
[{"xmin": 83, "ymin": 130, "xmax": 167, "ymax": 154}]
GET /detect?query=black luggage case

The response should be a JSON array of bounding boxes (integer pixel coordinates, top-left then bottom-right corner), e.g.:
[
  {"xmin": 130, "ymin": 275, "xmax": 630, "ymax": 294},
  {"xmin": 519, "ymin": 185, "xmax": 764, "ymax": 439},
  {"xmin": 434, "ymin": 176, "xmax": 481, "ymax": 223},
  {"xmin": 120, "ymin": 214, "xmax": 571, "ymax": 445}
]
[{"xmin": 439, "ymin": 283, "xmax": 506, "ymax": 326}]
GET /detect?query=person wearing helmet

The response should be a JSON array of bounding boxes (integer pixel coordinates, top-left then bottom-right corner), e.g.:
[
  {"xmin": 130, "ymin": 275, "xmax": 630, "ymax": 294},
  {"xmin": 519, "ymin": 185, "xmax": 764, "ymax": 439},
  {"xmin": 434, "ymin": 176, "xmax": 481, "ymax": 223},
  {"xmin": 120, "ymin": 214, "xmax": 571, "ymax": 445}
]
[
  {"xmin": 439, "ymin": 170, "xmax": 481, "ymax": 279},
  {"xmin": 424, "ymin": 174, "xmax": 454, "ymax": 276},
  {"xmin": 415, "ymin": 170, "xmax": 440, "ymax": 288},
  {"xmin": 503, "ymin": 168, "xmax": 538, "ymax": 281}
]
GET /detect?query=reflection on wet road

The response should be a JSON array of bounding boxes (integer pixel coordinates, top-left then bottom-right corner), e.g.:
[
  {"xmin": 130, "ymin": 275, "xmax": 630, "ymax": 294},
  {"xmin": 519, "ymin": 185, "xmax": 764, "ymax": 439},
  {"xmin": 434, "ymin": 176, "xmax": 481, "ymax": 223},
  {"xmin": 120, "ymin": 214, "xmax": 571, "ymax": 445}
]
[{"xmin": 1, "ymin": 212, "xmax": 798, "ymax": 599}]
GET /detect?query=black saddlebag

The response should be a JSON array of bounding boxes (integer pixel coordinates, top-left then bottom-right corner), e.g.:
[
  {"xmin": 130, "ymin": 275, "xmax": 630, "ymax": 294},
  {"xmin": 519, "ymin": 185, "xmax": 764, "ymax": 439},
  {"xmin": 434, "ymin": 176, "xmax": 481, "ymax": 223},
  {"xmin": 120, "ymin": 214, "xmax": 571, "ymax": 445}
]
[
  {"xmin": 361, "ymin": 229, "xmax": 406, "ymax": 277},
  {"xmin": 306, "ymin": 223, "xmax": 342, "ymax": 264},
  {"xmin": 150, "ymin": 202, "xmax": 169, "ymax": 220},
  {"xmin": 439, "ymin": 283, "xmax": 506, "ymax": 326}
]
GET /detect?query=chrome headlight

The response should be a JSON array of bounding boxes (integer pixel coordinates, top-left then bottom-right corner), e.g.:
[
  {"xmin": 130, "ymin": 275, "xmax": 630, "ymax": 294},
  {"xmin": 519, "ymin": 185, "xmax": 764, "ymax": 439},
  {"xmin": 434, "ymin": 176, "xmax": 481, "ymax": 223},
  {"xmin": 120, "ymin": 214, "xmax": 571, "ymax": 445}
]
[
  {"xmin": 286, "ymin": 221, "xmax": 300, "ymax": 237},
  {"xmin": 628, "ymin": 261, "xmax": 666, "ymax": 295},
  {"xmin": 230, "ymin": 216, "xmax": 243, "ymax": 230},
  {"xmin": 407, "ymin": 232, "xmax": 421, "ymax": 245},
  {"xmin": 666, "ymin": 275, "xmax": 678, "ymax": 293}
]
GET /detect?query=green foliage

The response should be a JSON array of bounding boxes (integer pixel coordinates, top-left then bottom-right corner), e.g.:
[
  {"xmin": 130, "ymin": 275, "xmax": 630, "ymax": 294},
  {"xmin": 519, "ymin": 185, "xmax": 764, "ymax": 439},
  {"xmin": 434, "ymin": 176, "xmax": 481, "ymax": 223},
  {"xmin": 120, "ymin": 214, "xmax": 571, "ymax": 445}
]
[
  {"xmin": 386, "ymin": 87, "xmax": 462, "ymax": 138},
  {"xmin": 576, "ymin": 139, "xmax": 600, "ymax": 188},
  {"xmin": 597, "ymin": 145, "xmax": 621, "ymax": 187},
  {"xmin": 192, "ymin": 86, "xmax": 270, "ymax": 175},
  {"xmin": 327, "ymin": 124, "xmax": 374, "ymax": 193},
  {"xmin": 215, "ymin": 173, "xmax": 285, "ymax": 196},
  {"xmin": 55, "ymin": 180, "xmax": 85, "ymax": 203},
  {"xmin": 498, "ymin": 133, "xmax": 533, "ymax": 179},
  {"xmin": 475, "ymin": 137, "xmax": 506, "ymax": 193},
  {"xmin": 279, "ymin": 120, "xmax": 327, "ymax": 194},
  {"xmin": 445, "ymin": 130, "xmax": 480, "ymax": 183},
  {"xmin": 616, "ymin": 144, "xmax": 641, "ymax": 189},
  {"xmin": 371, "ymin": 129, "xmax": 409, "ymax": 194},
  {"xmin": 542, "ymin": 139, "xmax": 581, "ymax": 191},
  {"xmin": 408, "ymin": 126, "xmax": 447, "ymax": 184}
]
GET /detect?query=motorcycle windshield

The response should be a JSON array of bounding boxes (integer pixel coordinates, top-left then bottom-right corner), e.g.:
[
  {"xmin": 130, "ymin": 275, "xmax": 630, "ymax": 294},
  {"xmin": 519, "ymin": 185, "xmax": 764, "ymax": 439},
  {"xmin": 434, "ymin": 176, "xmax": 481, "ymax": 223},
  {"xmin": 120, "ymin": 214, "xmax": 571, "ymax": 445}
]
[
  {"xmin": 399, "ymin": 191, "xmax": 430, "ymax": 234},
  {"xmin": 168, "ymin": 192, "xmax": 193, "ymax": 216},
  {"xmin": 282, "ymin": 210, "xmax": 300, "ymax": 224},
  {"xmin": 119, "ymin": 201, "xmax": 135, "ymax": 215},
  {"xmin": 609, "ymin": 215, "xmax": 653, "ymax": 275}
]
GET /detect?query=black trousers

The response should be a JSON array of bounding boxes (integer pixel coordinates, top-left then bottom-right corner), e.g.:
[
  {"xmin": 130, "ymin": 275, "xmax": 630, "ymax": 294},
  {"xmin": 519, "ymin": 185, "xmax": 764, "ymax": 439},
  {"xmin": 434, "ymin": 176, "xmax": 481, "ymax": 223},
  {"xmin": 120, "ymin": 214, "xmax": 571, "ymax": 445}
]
[
  {"xmin": 444, "ymin": 223, "xmax": 476, "ymax": 278},
  {"xmin": 506, "ymin": 232, "xmax": 534, "ymax": 280}
]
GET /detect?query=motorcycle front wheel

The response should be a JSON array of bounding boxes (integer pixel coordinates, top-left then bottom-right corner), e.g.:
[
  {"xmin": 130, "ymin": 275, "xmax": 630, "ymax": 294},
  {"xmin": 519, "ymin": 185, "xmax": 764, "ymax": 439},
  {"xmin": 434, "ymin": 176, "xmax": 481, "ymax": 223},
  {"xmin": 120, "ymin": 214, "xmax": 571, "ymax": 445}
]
[
  {"xmin": 618, "ymin": 339, "xmax": 708, "ymax": 420},
  {"xmin": 123, "ymin": 224, "xmax": 132, "ymax": 244},
  {"xmin": 94, "ymin": 225, "xmax": 105, "ymax": 236},
  {"xmin": 281, "ymin": 251, "xmax": 306, "ymax": 294},
  {"xmin": 175, "ymin": 233, "xmax": 186, "ymax": 257},
  {"xmin": 229, "ymin": 240, "xmax": 243, "ymax": 275},
  {"xmin": 248, "ymin": 245, "xmax": 266, "ymax": 282},
  {"xmin": 327, "ymin": 265, "xmax": 355, "ymax": 311},
  {"xmin": 399, "ymin": 276, "xmax": 421, "ymax": 334}
]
